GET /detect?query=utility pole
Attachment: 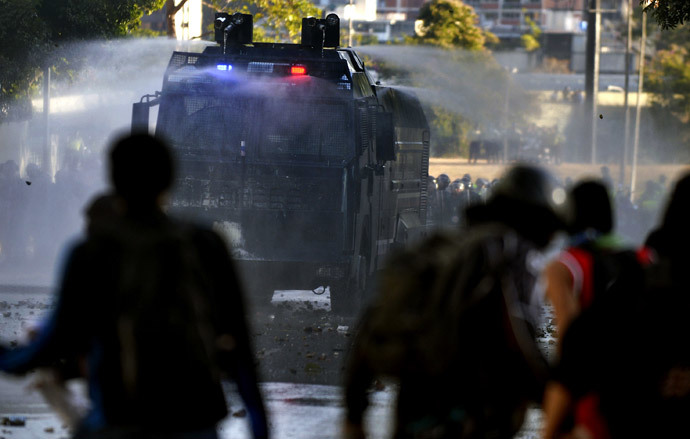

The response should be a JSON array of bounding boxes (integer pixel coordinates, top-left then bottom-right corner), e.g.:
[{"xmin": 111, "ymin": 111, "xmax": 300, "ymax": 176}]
[
  {"xmin": 590, "ymin": 0, "xmax": 601, "ymax": 164},
  {"xmin": 620, "ymin": 0, "xmax": 633, "ymax": 186},
  {"xmin": 584, "ymin": 0, "xmax": 596, "ymax": 163},
  {"xmin": 43, "ymin": 65, "xmax": 51, "ymax": 173},
  {"xmin": 630, "ymin": 7, "xmax": 648, "ymax": 201},
  {"xmin": 348, "ymin": 0, "xmax": 354, "ymax": 47}
]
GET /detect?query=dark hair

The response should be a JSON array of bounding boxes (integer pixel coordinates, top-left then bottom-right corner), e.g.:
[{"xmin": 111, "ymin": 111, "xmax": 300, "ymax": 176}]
[
  {"xmin": 466, "ymin": 164, "xmax": 565, "ymax": 248},
  {"xmin": 109, "ymin": 133, "xmax": 174, "ymax": 204},
  {"xmin": 568, "ymin": 180, "xmax": 613, "ymax": 235},
  {"xmin": 661, "ymin": 173, "xmax": 690, "ymax": 234}
]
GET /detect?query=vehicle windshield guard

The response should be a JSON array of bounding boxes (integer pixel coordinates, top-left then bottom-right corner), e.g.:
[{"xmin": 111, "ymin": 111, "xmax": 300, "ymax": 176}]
[{"xmin": 157, "ymin": 93, "xmax": 352, "ymax": 164}]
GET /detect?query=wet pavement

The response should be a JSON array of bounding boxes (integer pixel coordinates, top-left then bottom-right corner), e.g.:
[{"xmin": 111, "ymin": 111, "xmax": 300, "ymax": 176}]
[{"xmin": 0, "ymin": 287, "xmax": 546, "ymax": 438}]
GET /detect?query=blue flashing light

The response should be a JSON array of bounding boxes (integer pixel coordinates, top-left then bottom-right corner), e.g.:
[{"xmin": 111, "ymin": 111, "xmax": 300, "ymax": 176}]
[{"xmin": 217, "ymin": 64, "xmax": 233, "ymax": 71}]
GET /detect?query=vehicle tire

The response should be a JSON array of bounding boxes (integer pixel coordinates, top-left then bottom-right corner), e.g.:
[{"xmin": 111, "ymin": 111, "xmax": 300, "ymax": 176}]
[
  {"xmin": 330, "ymin": 255, "xmax": 368, "ymax": 316},
  {"xmin": 329, "ymin": 279, "xmax": 358, "ymax": 316}
]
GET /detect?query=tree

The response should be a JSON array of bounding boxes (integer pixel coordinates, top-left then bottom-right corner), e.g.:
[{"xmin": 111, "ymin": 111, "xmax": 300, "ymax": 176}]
[
  {"xmin": 644, "ymin": 0, "xmax": 690, "ymax": 30},
  {"xmin": 521, "ymin": 15, "xmax": 541, "ymax": 52},
  {"xmin": 365, "ymin": 0, "xmax": 536, "ymax": 158},
  {"xmin": 646, "ymin": 44, "xmax": 690, "ymax": 154},
  {"xmin": 0, "ymin": 0, "xmax": 159, "ymax": 123},
  {"xmin": 413, "ymin": 0, "xmax": 487, "ymax": 50},
  {"xmin": 214, "ymin": 0, "xmax": 321, "ymax": 43},
  {"xmin": 165, "ymin": 0, "xmax": 188, "ymax": 38}
]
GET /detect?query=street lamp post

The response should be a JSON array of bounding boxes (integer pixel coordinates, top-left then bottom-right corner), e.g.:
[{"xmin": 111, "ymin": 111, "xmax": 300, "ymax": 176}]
[
  {"xmin": 621, "ymin": 0, "xmax": 633, "ymax": 186},
  {"xmin": 43, "ymin": 65, "xmax": 51, "ymax": 173},
  {"xmin": 590, "ymin": 0, "xmax": 601, "ymax": 164},
  {"xmin": 348, "ymin": 0, "xmax": 354, "ymax": 47},
  {"xmin": 503, "ymin": 67, "xmax": 518, "ymax": 163},
  {"xmin": 630, "ymin": 4, "xmax": 649, "ymax": 201}
]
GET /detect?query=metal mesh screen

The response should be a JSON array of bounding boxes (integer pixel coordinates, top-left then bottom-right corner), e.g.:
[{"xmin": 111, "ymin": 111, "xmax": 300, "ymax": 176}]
[
  {"xmin": 260, "ymin": 101, "xmax": 348, "ymax": 159},
  {"xmin": 159, "ymin": 94, "xmax": 349, "ymax": 162}
]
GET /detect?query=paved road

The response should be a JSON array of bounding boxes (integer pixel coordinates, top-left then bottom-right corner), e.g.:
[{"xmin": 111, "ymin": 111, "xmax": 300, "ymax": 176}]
[{"xmin": 0, "ymin": 287, "xmax": 543, "ymax": 439}]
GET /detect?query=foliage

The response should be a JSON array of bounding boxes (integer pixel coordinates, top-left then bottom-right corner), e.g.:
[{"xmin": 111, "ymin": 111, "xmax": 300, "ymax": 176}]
[
  {"xmin": 425, "ymin": 105, "xmax": 472, "ymax": 157},
  {"xmin": 213, "ymin": 0, "xmax": 321, "ymax": 43},
  {"xmin": 647, "ymin": 44, "xmax": 690, "ymax": 123},
  {"xmin": 646, "ymin": 42, "xmax": 690, "ymax": 157},
  {"xmin": 644, "ymin": 0, "xmax": 690, "ymax": 30},
  {"xmin": 413, "ymin": 0, "xmax": 487, "ymax": 50},
  {"xmin": 520, "ymin": 15, "xmax": 541, "ymax": 52},
  {"xmin": 363, "ymin": 46, "xmax": 538, "ymax": 157},
  {"xmin": 652, "ymin": 23, "xmax": 690, "ymax": 51},
  {"xmin": 0, "ymin": 0, "xmax": 160, "ymax": 123},
  {"xmin": 361, "ymin": 1, "xmax": 536, "ymax": 158}
]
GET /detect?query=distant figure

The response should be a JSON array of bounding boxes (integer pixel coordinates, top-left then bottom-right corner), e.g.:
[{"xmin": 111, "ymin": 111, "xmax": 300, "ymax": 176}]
[
  {"xmin": 468, "ymin": 140, "xmax": 482, "ymax": 164},
  {"xmin": 484, "ymin": 139, "xmax": 501, "ymax": 163},
  {"xmin": 433, "ymin": 173, "xmax": 453, "ymax": 227},
  {"xmin": 0, "ymin": 134, "xmax": 269, "ymax": 439},
  {"xmin": 475, "ymin": 178, "xmax": 490, "ymax": 201},
  {"xmin": 426, "ymin": 175, "xmax": 438, "ymax": 225},
  {"xmin": 469, "ymin": 125, "xmax": 482, "ymax": 164},
  {"xmin": 344, "ymin": 165, "xmax": 565, "ymax": 439}
]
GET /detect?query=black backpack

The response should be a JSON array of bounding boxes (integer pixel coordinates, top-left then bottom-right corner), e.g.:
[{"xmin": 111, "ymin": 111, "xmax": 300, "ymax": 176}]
[
  {"xmin": 113, "ymin": 221, "xmax": 227, "ymax": 425},
  {"xmin": 353, "ymin": 225, "xmax": 548, "ymax": 396}
]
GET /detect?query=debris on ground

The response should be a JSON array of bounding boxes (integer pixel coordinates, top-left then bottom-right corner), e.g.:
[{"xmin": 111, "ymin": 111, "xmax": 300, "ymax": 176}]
[
  {"xmin": 232, "ymin": 409, "xmax": 247, "ymax": 418},
  {"xmin": 1, "ymin": 416, "xmax": 26, "ymax": 426}
]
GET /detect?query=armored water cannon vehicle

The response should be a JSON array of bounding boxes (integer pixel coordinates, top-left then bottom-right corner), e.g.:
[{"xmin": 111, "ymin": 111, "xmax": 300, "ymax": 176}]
[{"xmin": 132, "ymin": 12, "xmax": 430, "ymax": 314}]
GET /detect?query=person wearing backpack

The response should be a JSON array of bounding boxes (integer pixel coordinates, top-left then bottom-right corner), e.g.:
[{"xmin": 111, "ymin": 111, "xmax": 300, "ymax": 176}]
[
  {"xmin": 344, "ymin": 164, "xmax": 565, "ymax": 439},
  {"xmin": 0, "ymin": 133, "xmax": 269, "ymax": 439},
  {"xmin": 541, "ymin": 180, "xmax": 634, "ymax": 439},
  {"xmin": 542, "ymin": 180, "xmax": 627, "ymax": 340},
  {"xmin": 543, "ymin": 174, "xmax": 690, "ymax": 438}
]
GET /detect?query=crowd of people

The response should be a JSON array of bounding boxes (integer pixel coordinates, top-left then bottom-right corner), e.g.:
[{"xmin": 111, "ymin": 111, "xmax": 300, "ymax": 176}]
[
  {"xmin": 427, "ymin": 166, "xmax": 670, "ymax": 246},
  {"xmin": 0, "ymin": 132, "xmax": 687, "ymax": 439},
  {"xmin": 348, "ymin": 165, "xmax": 690, "ymax": 439},
  {"xmin": 467, "ymin": 124, "xmax": 563, "ymax": 165}
]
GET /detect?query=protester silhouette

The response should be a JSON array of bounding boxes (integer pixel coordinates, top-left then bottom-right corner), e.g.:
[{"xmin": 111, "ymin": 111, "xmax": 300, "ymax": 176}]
[
  {"xmin": 344, "ymin": 164, "xmax": 565, "ymax": 439},
  {"xmin": 543, "ymin": 173, "xmax": 690, "ymax": 438},
  {"xmin": 542, "ymin": 179, "xmax": 636, "ymax": 439},
  {"xmin": 0, "ymin": 133, "xmax": 269, "ymax": 439}
]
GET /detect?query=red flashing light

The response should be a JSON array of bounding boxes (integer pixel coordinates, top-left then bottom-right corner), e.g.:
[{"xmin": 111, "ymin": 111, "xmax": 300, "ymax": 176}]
[{"xmin": 291, "ymin": 65, "xmax": 307, "ymax": 75}]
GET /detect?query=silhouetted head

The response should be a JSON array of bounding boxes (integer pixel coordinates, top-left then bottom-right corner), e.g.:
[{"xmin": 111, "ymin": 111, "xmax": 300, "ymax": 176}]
[
  {"xmin": 645, "ymin": 173, "xmax": 690, "ymax": 267},
  {"xmin": 566, "ymin": 180, "xmax": 613, "ymax": 235},
  {"xmin": 109, "ymin": 133, "xmax": 174, "ymax": 208},
  {"xmin": 465, "ymin": 164, "xmax": 566, "ymax": 248},
  {"xmin": 660, "ymin": 173, "xmax": 690, "ymax": 235},
  {"xmin": 437, "ymin": 174, "xmax": 450, "ymax": 191}
]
